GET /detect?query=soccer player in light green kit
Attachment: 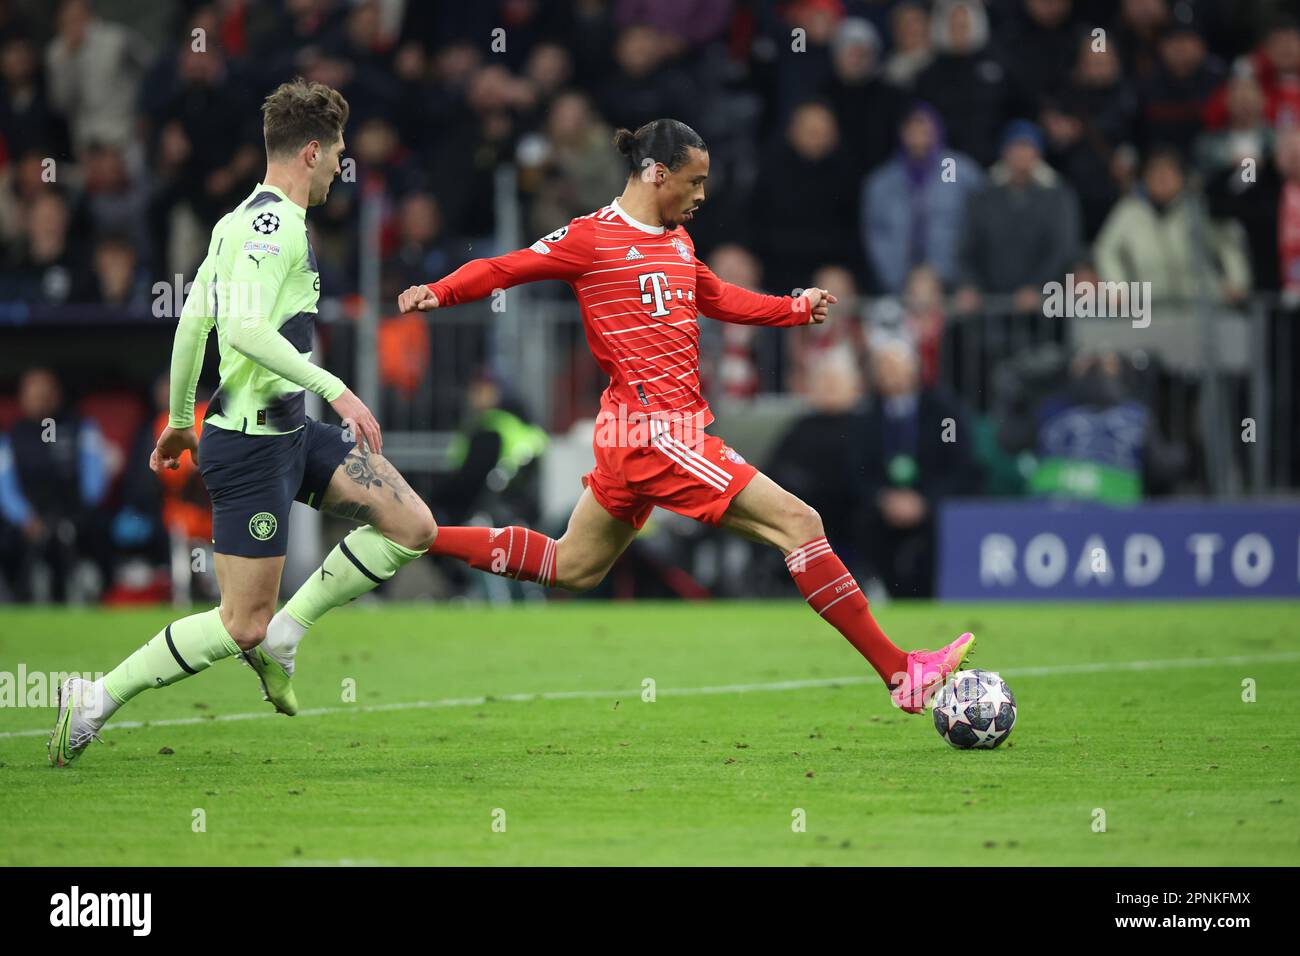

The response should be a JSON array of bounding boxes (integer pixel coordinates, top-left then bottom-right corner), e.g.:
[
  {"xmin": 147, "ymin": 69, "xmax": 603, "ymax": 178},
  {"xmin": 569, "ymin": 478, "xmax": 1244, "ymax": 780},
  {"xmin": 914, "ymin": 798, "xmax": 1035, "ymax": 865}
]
[{"xmin": 49, "ymin": 79, "xmax": 438, "ymax": 766}]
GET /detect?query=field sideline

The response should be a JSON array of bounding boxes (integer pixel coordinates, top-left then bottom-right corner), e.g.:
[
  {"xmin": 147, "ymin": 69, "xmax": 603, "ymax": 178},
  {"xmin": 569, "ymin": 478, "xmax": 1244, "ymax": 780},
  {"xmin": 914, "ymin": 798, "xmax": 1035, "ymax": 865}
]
[{"xmin": 1, "ymin": 601, "xmax": 1297, "ymax": 866}]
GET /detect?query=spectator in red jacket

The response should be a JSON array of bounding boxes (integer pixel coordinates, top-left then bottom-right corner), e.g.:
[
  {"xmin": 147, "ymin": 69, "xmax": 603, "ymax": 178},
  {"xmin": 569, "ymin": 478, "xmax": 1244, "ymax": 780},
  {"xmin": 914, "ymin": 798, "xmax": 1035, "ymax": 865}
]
[{"xmin": 1203, "ymin": 15, "xmax": 1300, "ymax": 131}]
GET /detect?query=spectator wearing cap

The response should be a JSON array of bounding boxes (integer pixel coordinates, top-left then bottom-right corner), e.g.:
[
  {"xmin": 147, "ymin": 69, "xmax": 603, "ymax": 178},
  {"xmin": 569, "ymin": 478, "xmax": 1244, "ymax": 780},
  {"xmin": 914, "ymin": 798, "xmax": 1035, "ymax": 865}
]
[
  {"xmin": 862, "ymin": 103, "xmax": 985, "ymax": 294},
  {"xmin": 1094, "ymin": 146, "xmax": 1251, "ymax": 303},
  {"xmin": 915, "ymin": 0, "xmax": 1009, "ymax": 166},
  {"xmin": 956, "ymin": 121, "xmax": 1085, "ymax": 314},
  {"xmin": 882, "ymin": 2, "xmax": 934, "ymax": 90},
  {"xmin": 1137, "ymin": 11, "xmax": 1226, "ymax": 154},
  {"xmin": 819, "ymin": 17, "xmax": 904, "ymax": 174}
]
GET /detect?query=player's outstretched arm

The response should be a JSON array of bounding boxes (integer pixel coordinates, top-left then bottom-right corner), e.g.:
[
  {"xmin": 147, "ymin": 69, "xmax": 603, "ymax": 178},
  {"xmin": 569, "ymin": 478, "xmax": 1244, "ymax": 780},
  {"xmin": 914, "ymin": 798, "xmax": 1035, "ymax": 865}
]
[
  {"xmin": 398, "ymin": 221, "xmax": 592, "ymax": 313},
  {"xmin": 695, "ymin": 259, "xmax": 835, "ymax": 327}
]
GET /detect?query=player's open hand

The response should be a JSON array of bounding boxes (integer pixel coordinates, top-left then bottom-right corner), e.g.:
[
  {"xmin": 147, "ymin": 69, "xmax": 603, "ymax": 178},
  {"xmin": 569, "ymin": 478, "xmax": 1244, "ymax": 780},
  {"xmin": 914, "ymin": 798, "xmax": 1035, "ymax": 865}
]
[
  {"xmin": 150, "ymin": 425, "xmax": 198, "ymax": 473},
  {"xmin": 331, "ymin": 387, "xmax": 383, "ymax": 456},
  {"xmin": 398, "ymin": 285, "xmax": 439, "ymax": 313},
  {"xmin": 798, "ymin": 287, "xmax": 837, "ymax": 325}
]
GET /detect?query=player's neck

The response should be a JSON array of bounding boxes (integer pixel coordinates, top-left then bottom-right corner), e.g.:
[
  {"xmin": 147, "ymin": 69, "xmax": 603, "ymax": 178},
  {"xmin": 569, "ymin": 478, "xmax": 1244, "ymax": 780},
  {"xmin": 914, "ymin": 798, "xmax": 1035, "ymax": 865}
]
[
  {"xmin": 262, "ymin": 164, "xmax": 310, "ymax": 210},
  {"xmin": 616, "ymin": 187, "xmax": 663, "ymax": 229}
]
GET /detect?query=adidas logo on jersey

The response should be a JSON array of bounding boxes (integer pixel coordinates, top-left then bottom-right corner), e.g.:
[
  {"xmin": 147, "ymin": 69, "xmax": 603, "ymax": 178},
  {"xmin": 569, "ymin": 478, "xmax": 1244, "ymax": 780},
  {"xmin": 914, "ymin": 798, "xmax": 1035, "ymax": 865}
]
[{"xmin": 625, "ymin": 246, "xmax": 644, "ymax": 261}]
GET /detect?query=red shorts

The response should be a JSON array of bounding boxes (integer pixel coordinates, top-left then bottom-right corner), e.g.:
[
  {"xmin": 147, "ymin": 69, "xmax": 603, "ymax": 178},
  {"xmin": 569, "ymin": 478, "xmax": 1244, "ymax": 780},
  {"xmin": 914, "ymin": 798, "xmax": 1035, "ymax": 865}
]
[{"xmin": 582, "ymin": 421, "xmax": 758, "ymax": 530}]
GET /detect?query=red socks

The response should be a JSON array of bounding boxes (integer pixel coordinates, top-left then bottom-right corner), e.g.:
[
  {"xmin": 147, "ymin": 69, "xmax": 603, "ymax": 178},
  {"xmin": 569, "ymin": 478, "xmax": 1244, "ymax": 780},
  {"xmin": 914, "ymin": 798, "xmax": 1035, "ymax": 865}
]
[
  {"xmin": 430, "ymin": 526, "xmax": 557, "ymax": 587},
  {"xmin": 785, "ymin": 537, "xmax": 907, "ymax": 685}
]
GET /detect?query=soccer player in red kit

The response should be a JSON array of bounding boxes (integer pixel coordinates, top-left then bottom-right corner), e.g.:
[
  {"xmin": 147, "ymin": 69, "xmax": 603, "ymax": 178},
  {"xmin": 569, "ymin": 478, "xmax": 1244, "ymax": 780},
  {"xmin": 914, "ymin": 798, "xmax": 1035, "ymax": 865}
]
[{"xmin": 398, "ymin": 119, "xmax": 973, "ymax": 713}]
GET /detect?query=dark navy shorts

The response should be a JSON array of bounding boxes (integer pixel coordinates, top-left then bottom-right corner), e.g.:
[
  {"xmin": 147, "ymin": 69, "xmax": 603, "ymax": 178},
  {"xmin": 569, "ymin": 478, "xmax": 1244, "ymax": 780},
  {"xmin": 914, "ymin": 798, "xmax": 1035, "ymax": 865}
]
[{"xmin": 198, "ymin": 417, "xmax": 355, "ymax": 558}]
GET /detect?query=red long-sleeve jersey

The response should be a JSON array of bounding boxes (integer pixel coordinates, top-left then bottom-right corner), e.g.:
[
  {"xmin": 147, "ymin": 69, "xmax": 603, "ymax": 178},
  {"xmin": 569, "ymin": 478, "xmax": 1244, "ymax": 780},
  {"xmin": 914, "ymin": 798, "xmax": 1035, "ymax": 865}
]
[{"xmin": 427, "ymin": 198, "xmax": 808, "ymax": 427}]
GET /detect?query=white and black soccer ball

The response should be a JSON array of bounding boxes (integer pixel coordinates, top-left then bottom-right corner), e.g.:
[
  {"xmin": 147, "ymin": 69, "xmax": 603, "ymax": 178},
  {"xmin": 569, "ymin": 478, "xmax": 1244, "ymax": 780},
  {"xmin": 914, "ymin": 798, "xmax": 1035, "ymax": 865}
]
[
  {"xmin": 252, "ymin": 211, "xmax": 281, "ymax": 235},
  {"xmin": 932, "ymin": 669, "xmax": 1016, "ymax": 750}
]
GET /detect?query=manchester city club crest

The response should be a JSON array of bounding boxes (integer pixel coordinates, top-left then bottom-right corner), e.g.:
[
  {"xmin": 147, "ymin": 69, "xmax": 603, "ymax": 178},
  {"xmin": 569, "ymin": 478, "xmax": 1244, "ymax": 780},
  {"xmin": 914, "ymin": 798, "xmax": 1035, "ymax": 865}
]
[
  {"xmin": 248, "ymin": 511, "xmax": 278, "ymax": 541},
  {"xmin": 671, "ymin": 237, "xmax": 692, "ymax": 262},
  {"xmin": 252, "ymin": 211, "xmax": 280, "ymax": 235}
]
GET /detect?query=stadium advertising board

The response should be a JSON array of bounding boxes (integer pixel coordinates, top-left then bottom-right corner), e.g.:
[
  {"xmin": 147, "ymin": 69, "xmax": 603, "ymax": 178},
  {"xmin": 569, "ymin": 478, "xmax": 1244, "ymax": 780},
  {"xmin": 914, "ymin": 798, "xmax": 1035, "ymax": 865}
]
[{"xmin": 938, "ymin": 502, "xmax": 1300, "ymax": 600}]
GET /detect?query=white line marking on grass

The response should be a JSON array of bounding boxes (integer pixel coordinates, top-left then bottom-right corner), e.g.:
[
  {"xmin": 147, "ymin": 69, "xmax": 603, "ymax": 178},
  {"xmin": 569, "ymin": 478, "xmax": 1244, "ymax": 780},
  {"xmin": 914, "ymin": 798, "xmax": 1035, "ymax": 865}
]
[
  {"xmin": 1, "ymin": 651, "xmax": 1297, "ymax": 740},
  {"xmin": 280, "ymin": 858, "xmax": 387, "ymax": 867}
]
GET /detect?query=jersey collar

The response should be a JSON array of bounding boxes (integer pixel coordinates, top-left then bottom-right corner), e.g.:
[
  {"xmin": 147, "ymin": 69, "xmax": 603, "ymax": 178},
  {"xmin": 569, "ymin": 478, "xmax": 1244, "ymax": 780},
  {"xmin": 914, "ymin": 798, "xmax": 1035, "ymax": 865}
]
[
  {"xmin": 611, "ymin": 197, "xmax": 665, "ymax": 235},
  {"xmin": 253, "ymin": 182, "xmax": 306, "ymax": 218}
]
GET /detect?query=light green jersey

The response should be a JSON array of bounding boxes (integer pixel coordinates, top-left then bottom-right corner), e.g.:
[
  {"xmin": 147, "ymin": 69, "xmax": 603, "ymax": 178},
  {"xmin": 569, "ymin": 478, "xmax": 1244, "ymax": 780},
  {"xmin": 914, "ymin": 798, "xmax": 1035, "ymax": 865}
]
[{"xmin": 167, "ymin": 183, "xmax": 345, "ymax": 436}]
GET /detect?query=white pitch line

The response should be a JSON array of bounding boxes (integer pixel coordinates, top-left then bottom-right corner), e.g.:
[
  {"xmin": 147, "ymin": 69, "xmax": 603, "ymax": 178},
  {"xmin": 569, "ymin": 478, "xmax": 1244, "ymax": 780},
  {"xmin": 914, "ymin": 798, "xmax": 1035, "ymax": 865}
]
[{"xmin": 1, "ymin": 651, "xmax": 1298, "ymax": 741}]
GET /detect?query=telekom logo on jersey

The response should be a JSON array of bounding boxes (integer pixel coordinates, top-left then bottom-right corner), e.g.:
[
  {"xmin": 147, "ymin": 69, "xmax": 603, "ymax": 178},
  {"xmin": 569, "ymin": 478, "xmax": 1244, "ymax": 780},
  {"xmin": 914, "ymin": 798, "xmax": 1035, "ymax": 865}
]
[{"xmin": 638, "ymin": 271, "xmax": 694, "ymax": 318}]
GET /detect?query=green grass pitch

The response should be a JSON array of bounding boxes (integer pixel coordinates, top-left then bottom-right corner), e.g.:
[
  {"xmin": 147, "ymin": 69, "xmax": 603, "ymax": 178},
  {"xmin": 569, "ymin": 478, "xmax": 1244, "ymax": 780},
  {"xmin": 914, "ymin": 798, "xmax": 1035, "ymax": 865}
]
[{"xmin": 1, "ymin": 600, "xmax": 1297, "ymax": 866}]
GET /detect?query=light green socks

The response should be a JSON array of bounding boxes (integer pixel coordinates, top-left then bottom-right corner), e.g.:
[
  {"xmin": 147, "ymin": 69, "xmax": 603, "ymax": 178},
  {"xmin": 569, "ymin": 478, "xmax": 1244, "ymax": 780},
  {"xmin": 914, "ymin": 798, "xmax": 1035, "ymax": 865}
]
[
  {"xmin": 101, "ymin": 607, "xmax": 240, "ymax": 706},
  {"xmin": 282, "ymin": 525, "xmax": 425, "ymax": 630}
]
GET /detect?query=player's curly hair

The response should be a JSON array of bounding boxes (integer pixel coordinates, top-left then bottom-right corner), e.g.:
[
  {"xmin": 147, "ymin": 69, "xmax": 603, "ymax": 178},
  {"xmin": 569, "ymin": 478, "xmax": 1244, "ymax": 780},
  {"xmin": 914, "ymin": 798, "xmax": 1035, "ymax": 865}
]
[
  {"xmin": 261, "ymin": 77, "xmax": 349, "ymax": 159},
  {"xmin": 612, "ymin": 119, "xmax": 706, "ymax": 175}
]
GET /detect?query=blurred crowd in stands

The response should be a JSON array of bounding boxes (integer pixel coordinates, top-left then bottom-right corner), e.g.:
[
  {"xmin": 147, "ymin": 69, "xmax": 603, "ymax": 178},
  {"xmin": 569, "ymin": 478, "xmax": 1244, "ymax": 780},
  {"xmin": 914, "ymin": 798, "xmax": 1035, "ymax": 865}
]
[{"xmin": 2, "ymin": 0, "xmax": 1298, "ymax": 601}]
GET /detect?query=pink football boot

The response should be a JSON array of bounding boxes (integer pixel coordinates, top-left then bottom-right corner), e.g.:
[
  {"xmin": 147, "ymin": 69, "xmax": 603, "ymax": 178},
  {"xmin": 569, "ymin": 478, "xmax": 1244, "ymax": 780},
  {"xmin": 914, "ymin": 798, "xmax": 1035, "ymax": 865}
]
[{"xmin": 890, "ymin": 633, "xmax": 976, "ymax": 714}]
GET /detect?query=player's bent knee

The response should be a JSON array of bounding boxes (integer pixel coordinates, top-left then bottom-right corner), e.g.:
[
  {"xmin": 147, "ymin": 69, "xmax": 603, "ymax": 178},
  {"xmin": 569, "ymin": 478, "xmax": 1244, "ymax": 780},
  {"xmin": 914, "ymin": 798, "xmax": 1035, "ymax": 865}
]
[
  {"xmin": 407, "ymin": 510, "xmax": 438, "ymax": 551},
  {"xmin": 387, "ymin": 504, "xmax": 438, "ymax": 551},
  {"xmin": 782, "ymin": 501, "xmax": 824, "ymax": 549},
  {"xmin": 800, "ymin": 505, "xmax": 825, "ymax": 541}
]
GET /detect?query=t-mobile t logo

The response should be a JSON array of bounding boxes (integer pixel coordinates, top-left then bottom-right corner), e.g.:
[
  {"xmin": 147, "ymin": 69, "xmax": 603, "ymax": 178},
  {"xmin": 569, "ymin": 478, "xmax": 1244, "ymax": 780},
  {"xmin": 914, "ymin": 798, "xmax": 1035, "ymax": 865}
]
[{"xmin": 638, "ymin": 271, "xmax": 671, "ymax": 317}]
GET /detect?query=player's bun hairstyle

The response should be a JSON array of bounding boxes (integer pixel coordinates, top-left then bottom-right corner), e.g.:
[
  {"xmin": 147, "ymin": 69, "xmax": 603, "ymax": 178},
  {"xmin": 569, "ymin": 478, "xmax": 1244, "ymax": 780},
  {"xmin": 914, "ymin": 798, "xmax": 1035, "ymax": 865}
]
[
  {"xmin": 262, "ymin": 77, "xmax": 350, "ymax": 159},
  {"xmin": 613, "ymin": 119, "xmax": 707, "ymax": 176}
]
